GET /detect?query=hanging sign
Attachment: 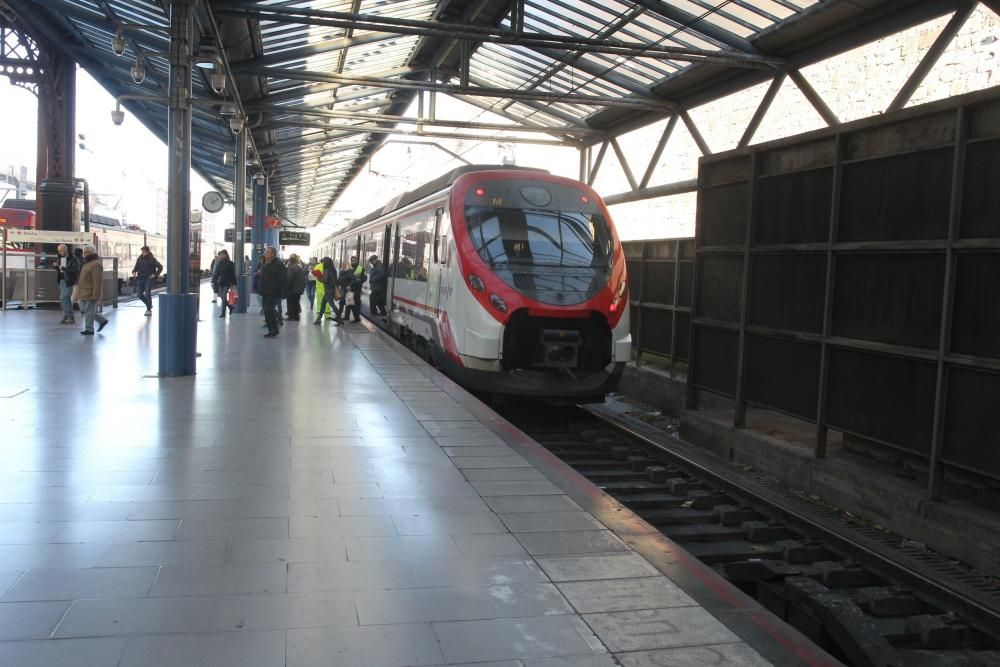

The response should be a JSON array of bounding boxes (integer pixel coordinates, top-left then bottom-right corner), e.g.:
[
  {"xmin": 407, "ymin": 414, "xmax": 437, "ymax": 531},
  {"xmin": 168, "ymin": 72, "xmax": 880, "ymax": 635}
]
[
  {"xmin": 3, "ymin": 228, "xmax": 93, "ymax": 245},
  {"xmin": 278, "ymin": 230, "xmax": 310, "ymax": 246}
]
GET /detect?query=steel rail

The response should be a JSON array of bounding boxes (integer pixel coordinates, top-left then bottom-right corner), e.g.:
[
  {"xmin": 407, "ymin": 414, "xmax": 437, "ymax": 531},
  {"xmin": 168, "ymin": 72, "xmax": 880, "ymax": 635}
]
[{"xmin": 581, "ymin": 404, "xmax": 1000, "ymax": 640}]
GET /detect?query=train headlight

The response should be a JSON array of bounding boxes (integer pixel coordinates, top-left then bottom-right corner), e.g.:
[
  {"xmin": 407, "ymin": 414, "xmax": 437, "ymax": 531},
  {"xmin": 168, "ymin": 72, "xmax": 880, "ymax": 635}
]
[
  {"xmin": 489, "ymin": 293, "xmax": 508, "ymax": 313},
  {"xmin": 610, "ymin": 279, "xmax": 627, "ymax": 313},
  {"xmin": 468, "ymin": 273, "xmax": 486, "ymax": 292}
]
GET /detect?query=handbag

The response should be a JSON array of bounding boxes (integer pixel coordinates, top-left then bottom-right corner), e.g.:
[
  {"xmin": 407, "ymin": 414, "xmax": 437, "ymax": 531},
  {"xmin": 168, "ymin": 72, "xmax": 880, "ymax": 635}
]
[{"xmin": 227, "ymin": 288, "xmax": 238, "ymax": 306}]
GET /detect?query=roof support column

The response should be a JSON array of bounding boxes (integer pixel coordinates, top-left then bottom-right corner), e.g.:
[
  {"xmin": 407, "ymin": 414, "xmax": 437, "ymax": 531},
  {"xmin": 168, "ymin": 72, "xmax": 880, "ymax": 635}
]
[
  {"xmin": 250, "ymin": 175, "xmax": 267, "ymax": 303},
  {"xmin": 36, "ymin": 47, "xmax": 77, "ymax": 233},
  {"xmin": 159, "ymin": 0, "xmax": 197, "ymax": 377},
  {"xmin": 233, "ymin": 129, "xmax": 248, "ymax": 313}
]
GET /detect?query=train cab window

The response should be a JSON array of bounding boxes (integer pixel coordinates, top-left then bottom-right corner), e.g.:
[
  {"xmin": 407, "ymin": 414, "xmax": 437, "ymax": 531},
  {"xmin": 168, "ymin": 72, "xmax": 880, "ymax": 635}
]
[{"xmin": 466, "ymin": 206, "xmax": 612, "ymax": 269}]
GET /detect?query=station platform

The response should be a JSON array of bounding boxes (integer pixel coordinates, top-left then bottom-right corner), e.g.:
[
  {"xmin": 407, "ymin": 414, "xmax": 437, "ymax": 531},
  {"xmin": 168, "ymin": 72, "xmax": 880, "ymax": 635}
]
[{"xmin": 0, "ymin": 287, "xmax": 839, "ymax": 667}]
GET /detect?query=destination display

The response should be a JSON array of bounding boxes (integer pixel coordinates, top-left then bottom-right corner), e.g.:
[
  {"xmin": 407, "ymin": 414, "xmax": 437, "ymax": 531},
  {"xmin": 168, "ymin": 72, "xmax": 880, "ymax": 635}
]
[{"xmin": 279, "ymin": 230, "xmax": 310, "ymax": 246}]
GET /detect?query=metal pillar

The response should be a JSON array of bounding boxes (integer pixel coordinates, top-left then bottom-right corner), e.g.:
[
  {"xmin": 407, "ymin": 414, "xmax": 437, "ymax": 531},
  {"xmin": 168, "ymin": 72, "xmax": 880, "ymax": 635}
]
[
  {"xmin": 36, "ymin": 48, "xmax": 77, "ymax": 233},
  {"xmin": 233, "ymin": 130, "xmax": 248, "ymax": 313},
  {"xmin": 158, "ymin": 0, "xmax": 198, "ymax": 377},
  {"xmin": 250, "ymin": 175, "xmax": 267, "ymax": 307}
]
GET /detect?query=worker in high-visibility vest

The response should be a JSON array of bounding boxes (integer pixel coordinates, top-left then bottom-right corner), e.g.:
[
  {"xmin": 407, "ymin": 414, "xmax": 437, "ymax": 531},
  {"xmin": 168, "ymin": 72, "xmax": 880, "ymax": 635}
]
[{"xmin": 312, "ymin": 260, "xmax": 335, "ymax": 320}]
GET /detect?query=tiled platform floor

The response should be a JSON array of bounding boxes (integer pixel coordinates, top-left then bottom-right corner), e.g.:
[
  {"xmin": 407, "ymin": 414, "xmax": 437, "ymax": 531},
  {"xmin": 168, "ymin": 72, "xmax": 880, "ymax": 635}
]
[{"xmin": 0, "ymin": 288, "xmax": 834, "ymax": 666}]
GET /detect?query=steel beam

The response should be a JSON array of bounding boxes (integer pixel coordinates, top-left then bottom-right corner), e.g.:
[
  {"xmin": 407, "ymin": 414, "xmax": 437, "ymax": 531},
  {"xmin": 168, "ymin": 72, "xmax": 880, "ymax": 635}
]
[
  {"xmin": 260, "ymin": 105, "xmax": 602, "ymax": 136},
  {"xmin": 260, "ymin": 118, "xmax": 579, "ymax": 147},
  {"xmin": 232, "ymin": 31, "xmax": 395, "ymax": 69},
  {"xmin": 602, "ymin": 177, "xmax": 697, "ymax": 206},
  {"xmin": 610, "ymin": 137, "xmax": 639, "ymax": 191},
  {"xmin": 788, "ymin": 69, "xmax": 839, "ymax": 126},
  {"xmin": 587, "ymin": 140, "xmax": 609, "ymax": 186},
  {"xmin": 680, "ymin": 110, "xmax": 711, "ymax": 155},
  {"xmin": 738, "ymin": 72, "xmax": 786, "ymax": 148},
  {"xmin": 887, "ymin": 3, "xmax": 974, "ymax": 113},
  {"xmin": 233, "ymin": 65, "xmax": 676, "ymax": 111},
  {"xmin": 640, "ymin": 115, "xmax": 677, "ymax": 189},
  {"xmin": 213, "ymin": 3, "xmax": 782, "ymax": 67},
  {"xmin": 452, "ymin": 92, "xmax": 589, "ymax": 128},
  {"xmin": 928, "ymin": 105, "xmax": 967, "ymax": 500},
  {"xmin": 630, "ymin": 0, "xmax": 762, "ymax": 55}
]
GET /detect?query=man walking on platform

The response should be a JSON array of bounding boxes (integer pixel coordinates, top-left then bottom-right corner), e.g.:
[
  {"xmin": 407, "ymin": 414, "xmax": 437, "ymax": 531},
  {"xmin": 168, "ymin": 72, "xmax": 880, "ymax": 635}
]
[
  {"xmin": 77, "ymin": 244, "xmax": 109, "ymax": 336},
  {"xmin": 131, "ymin": 245, "xmax": 163, "ymax": 316},
  {"xmin": 259, "ymin": 246, "xmax": 286, "ymax": 337},
  {"xmin": 55, "ymin": 244, "xmax": 80, "ymax": 324}
]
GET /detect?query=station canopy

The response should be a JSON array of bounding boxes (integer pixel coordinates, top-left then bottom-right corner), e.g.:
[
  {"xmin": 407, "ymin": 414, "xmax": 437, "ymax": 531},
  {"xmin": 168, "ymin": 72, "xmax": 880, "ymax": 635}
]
[{"xmin": 15, "ymin": 0, "xmax": 969, "ymax": 227}]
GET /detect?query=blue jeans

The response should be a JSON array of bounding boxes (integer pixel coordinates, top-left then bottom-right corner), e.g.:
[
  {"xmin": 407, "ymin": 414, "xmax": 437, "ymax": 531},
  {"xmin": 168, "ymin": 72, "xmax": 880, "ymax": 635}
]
[
  {"xmin": 305, "ymin": 281, "xmax": 316, "ymax": 308},
  {"xmin": 136, "ymin": 277, "xmax": 153, "ymax": 310},
  {"xmin": 81, "ymin": 300, "xmax": 97, "ymax": 331},
  {"xmin": 59, "ymin": 280, "xmax": 74, "ymax": 320}
]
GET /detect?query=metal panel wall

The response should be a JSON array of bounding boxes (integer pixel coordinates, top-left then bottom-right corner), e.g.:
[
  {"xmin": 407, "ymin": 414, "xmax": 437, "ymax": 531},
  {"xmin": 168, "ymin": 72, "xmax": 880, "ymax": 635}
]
[
  {"xmin": 687, "ymin": 88, "xmax": 1000, "ymax": 497},
  {"xmin": 623, "ymin": 238, "xmax": 695, "ymax": 377}
]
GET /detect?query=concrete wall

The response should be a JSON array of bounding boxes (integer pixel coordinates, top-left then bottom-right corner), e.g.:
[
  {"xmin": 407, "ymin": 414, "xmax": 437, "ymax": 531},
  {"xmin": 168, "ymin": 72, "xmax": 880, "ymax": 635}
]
[{"xmin": 617, "ymin": 364, "xmax": 1000, "ymax": 575}]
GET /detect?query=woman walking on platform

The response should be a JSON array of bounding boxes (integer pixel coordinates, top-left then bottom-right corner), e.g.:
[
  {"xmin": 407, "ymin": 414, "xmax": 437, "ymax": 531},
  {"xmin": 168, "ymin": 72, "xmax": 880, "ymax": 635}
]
[{"xmin": 213, "ymin": 250, "xmax": 237, "ymax": 318}]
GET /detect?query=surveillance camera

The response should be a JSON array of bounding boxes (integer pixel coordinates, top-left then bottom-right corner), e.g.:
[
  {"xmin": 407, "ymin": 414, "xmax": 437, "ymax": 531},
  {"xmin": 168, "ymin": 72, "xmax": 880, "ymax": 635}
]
[
  {"xmin": 229, "ymin": 117, "xmax": 244, "ymax": 134},
  {"xmin": 130, "ymin": 62, "xmax": 145, "ymax": 84},
  {"xmin": 210, "ymin": 72, "xmax": 226, "ymax": 95},
  {"xmin": 223, "ymin": 151, "xmax": 235, "ymax": 166},
  {"xmin": 111, "ymin": 31, "xmax": 126, "ymax": 56},
  {"xmin": 111, "ymin": 109, "xmax": 125, "ymax": 126}
]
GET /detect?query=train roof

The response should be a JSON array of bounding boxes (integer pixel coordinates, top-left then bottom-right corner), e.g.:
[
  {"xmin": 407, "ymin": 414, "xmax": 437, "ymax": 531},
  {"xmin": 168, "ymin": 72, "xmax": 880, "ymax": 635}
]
[
  {"xmin": 343, "ymin": 165, "xmax": 548, "ymax": 234},
  {"xmin": 2, "ymin": 199, "xmax": 36, "ymax": 212}
]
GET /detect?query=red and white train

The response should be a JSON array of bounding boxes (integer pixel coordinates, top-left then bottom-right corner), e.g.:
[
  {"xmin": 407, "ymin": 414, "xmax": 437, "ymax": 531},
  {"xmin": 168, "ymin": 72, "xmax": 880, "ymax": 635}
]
[{"xmin": 315, "ymin": 166, "xmax": 631, "ymax": 403}]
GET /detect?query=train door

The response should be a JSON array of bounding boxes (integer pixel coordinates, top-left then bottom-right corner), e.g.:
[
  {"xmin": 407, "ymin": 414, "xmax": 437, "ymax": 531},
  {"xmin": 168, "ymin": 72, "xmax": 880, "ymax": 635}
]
[
  {"xmin": 387, "ymin": 223, "xmax": 401, "ymax": 319},
  {"xmin": 427, "ymin": 207, "xmax": 446, "ymax": 314}
]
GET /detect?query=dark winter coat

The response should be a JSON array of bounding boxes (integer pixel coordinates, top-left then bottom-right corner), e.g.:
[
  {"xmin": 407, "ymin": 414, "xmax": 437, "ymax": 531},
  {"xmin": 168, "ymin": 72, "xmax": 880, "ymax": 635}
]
[
  {"xmin": 286, "ymin": 263, "xmax": 305, "ymax": 295},
  {"xmin": 258, "ymin": 258, "xmax": 286, "ymax": 298},
  {"xmin": 213, "ymin": 258, "xmax": 237, "ymax": 288},
  {"xmin": 369, "ymin": 261, "xmax": 386, "ymax": 290},
  {"xmin": 57, "ymin": 253, "xmax": 81, "ymax": 287},
  {"xmin": 132, "ymin": 254, "xmax": 163, "ymax": 280}
]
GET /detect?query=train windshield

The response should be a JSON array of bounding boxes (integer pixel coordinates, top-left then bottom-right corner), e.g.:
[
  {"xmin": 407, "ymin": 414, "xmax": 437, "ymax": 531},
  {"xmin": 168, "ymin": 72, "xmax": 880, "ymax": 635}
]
[{"xmin": 466, "ymin": 207, "xmax": 612, "ymax": 269}]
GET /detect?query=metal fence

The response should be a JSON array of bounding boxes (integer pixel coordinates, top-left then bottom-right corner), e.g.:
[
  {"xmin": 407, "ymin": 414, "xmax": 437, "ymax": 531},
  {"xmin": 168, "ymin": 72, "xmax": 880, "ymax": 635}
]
[
  {"xmin": 2, "ymin": 252, "xmax": 119, "ymax": 310},
  {"xmin": 686, "ymin": 87, "xmax": 1000, "ymax": 498},
  {"xmin": 623, "ymin": 238, "xmax": 695, "ymax": 377}
]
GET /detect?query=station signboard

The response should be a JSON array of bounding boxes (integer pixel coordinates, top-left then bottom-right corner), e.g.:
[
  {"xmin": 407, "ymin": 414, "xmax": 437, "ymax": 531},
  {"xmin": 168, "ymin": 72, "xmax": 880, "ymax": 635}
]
[
  {"xmin": 3, "ymin": 228, "xmax": 93, "ymax": 245},
  {"xmin": 279, "ymin": 230, "xmax": 310, "ymax": 246},
  {"xmin": 224, "ymin": 228, "xmax": 252, "ymax": 243}
]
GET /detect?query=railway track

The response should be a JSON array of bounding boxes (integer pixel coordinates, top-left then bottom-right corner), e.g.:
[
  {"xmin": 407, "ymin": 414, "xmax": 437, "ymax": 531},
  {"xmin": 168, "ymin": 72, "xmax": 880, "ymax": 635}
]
[{"xmin": 497, "ymin": 401, "xmax": 1000, "ymax": 667}]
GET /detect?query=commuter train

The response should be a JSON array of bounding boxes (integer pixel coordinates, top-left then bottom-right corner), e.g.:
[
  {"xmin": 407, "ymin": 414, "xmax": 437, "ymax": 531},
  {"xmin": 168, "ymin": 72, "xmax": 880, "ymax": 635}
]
[
  {"xmin": 1, "ymin": 199, "xmax": 223, "ymax": 289},
  {"xmin": 315, "ymin": 165, "xmax": 631, "ymax": 403}
]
